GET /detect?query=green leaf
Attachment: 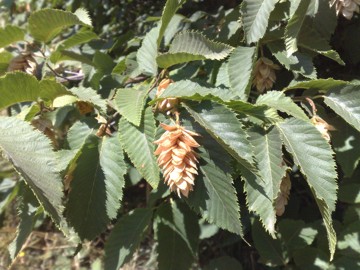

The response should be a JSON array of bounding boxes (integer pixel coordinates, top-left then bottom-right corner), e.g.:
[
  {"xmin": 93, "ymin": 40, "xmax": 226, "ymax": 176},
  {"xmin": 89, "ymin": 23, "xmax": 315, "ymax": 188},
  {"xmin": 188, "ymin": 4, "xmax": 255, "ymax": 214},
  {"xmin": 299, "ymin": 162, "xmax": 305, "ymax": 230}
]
[
  {"xmin": 241, "ymin": 0, "xmax": 278, "ymax": 44},
  {"xmin": 28, "ymin": 8, "xmax": 92, "ymax": 43},
  {"xmin": 100, "ymin": 135, "xmax": 127, "ymax": 220},
  {"xmin": 0, "ymin": 180, "xmax": 18, "ymax": 217},
  {"xmin": 339, "ymin": 184, "xmax": 360, "ymax": 204},
  {"xmin": 119, "ymin": 107, "xmax": 160, "ymax": 188},
  {"xmin": 215, "ymin": 62, "xmax": 230, "ymax": 88},
  {"xmin": 298, "ymin": 21, "xmax": 344, "ymax": 65},
  {"xmin": 50, "ymin": 50, "xmax": 94, "ymax": 65},
  {"xmin": 0, "ymin": 51, "xmax": 13, "ymax": 75},
  {"xmin": 150, "ymin": 80, "xmax": 279, "ymax": 124},
  {"xmin": 278, "ymin": 219, "xmax": 318, "ymax": 253},
  {"xmin": 285, "ymin": 0, "xmax": 311, "ymax": 56},
  {"xmin": 252, "ymin": 219, "xmax": 286, "ymax": 266},
  {"xmin": 324, "ymin": 85, "xmax": 360, "ymax": 132},
  {"xmin": 204, "ymin": 256, "xmax": 243, "ymax": 270},
  {"xmin": 330, "ymin": 256, "xmax": 360, "ymax": 269},
  {"xmin": 157, "ymin": 0, "xmax": 186, "ymax": 46},
  {"xmin": 157, "ymin": 31, "xmax": 234, "ymax": 68},
  {"xmin": 57, "ymin": 120, "xmax": 95, "ymax": 173},
  {"xmin": 68, "ymin": 87, "xmax": 107, "ymax": 112},
  {"xmin": 344, "ymin": 205, "xmax": 360, "ymax": 226},
  {"xmin": 312, "ymin": 0, "xmax": 337, "ymax": 42},
  {"xmin": 157, "ymin": 53, "xmax": 211, "ymax": 69},
  {"xmin": 163, "ymin": 14, "xmax": 184, "ymax": 46},
  {"xmin": 19, "ymin": 104, "xmax": 41, "ymax": 122},
  {"xmin": 56, "ymin": 149, "xmax": 78, "ymax": 173},
  {"xmin": 66, "ymin": 134, "xmax": 126, "ymax": 240},
  {"xmin": 8, "ymin": 184, "xmax": 40, "ymax": 260},
  {"xmin": 293, "ymin": 246, "xmax": 329, "ymax": 269},
  {"xmin": 155, "ymin": 201, "xmax": 199, "ymax": 270},
  {"xmin": 65, "ymin": 135, "xmax": 104, "ymax": 240},
  {"xmin": 268, "ymin": 40, "xmax": 317, "ymax": 79},
  {"xmin": 168, "ymin": 31, "xmax": 234, "ymax": 59},
  {"xmin": 0, "ymin": 25, "xmax": 25, "ymax": 48},
  {"xmin": 58, "ymin": 29, "xmax": 98, "ymax": 50},
  {"xmin": 226, "ymin": 100, "xmax": 282, "ymax": 124},
  {"xmin": 183, "ymin": 116, "xmax": 243, "ymax": 236},
  {"xmin": 39, "ymin": 79, "xmax": 72, "ymax": 103},
  {"xmin": 245, "ymin": 126, "xmax": 287, "ymax": 235},
  {"xmin": 284, "ymin": 78, "xmax": 348, "ymax": 91},
  {"xmin": 0, "ymin": 72, "xmax": 40, "ymax": 110},
  {"xmin": 73, "ymin": 8, "xmax": 92, "ymax": 25},
  {"xmin": 227, "ymin": 46, "xmax": 257, "ymax": 100},
  {"xmin": 312, "ymin": 191, "xmax": 337, "ymax": 261},
  {"xmin": 104, "ymin": 208, "xmax": 153, "ymax": 270},
  {"xmin": 277, "ymin": 118, "xmax": 337, "ymax": 260},
  {"xmin": 66, "ymin": 119, "xmax": 95, "ymax": 150},
  {"xmin": 113, "ymin": 88, "xmax": 147, "ymax": 126},
  {"xmin": 256, "ymin": 90, "xmax": 308, "ymax": 121},
  {"xmin": 151, "ymin": 79, "xmax": 236, "ymax": 104},
  {"xmin": 93, "ymin": 51, "xmax": 116, "ymax": 75},
  {"xmin": 331, "ymin": 118, "xmax": 360, "ymax": 177},
  {"xmin": 0, "ymin": 156, "xmax": 16, "ymax": 179},
  {"xmin": 0, "ymin": 117, "xmax": 64, "ymax": 225},
  {"xmin": 111, "ymin": 58, "xmax": 126, "ymax": 75},
  {"xmin": 137, "ymin": 25, "xmax": 159, "ymax": 76},
  {"xmin": 50, "ymin": 29, "xmax": 98, "ymax": 63},
  {"xmin": 337, "ymin": 221, "xmax": 360, "ymax": 258},
  {"xmin": 183, "ymin": 101, "xmax": 255, "ymax": 169}
]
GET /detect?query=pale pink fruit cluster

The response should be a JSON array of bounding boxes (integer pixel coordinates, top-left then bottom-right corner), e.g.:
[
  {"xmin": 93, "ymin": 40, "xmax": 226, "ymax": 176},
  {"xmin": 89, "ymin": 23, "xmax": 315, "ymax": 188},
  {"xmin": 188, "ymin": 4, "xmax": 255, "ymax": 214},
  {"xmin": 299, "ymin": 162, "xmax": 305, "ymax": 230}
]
[
  {"xmin": 8, "ymin": 52, "xmax": 37, "ymax": 75},
  {"xmin": 331, "ymin": 0, "xmax": 360, "ymax": 19},
  {"xmin": 156, "ymin": 78, "xmax": 179, "ymax": 114},
  {"xmin": 252, "ymin": 57, "xmax": 280, "ymax": 93},
  {"xmin": 154, "ymin": 123, "xmax": 200, "ymax": 197},
  {"xmin": 275, "ymin": 173, "xmax": 291, "ymax": 216}
]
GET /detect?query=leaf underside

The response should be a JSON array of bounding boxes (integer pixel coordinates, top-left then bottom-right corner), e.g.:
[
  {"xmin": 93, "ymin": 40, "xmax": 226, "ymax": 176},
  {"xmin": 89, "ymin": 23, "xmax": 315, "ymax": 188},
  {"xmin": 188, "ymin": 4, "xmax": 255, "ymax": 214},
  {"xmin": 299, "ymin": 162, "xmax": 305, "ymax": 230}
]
[{"xmin": 0, "ymin": 117, "xmax": 64, "ymax": 225}]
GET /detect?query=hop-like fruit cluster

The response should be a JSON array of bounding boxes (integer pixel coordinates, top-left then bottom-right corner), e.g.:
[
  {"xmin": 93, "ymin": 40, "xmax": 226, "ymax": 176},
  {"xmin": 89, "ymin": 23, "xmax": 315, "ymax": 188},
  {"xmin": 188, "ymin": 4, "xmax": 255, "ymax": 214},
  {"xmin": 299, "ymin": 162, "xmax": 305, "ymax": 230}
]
[
  {"xmin": 8, "ymin": 52, "xmax": 37, "ymax": 75},
  {"xmin": 275, "ymin": 173, "xmax": 291, "ymax": 216},
  {"xmin": 252, "ymin": 57, "xmax": 280, "ymax": 93},
  {"xmin": 311, "ymin": 115, "xmax": 334, "ymax": 142},
  {"xmin": 154, "ymin": 123, "xmax": 200, "ymax": 197},
  {"xmin": 331, "ymin": 0, "xmax": 360, "ymax": 19},
  {"xmin": 156, "ymin": 78, "xmax": 179, "ymax": 114}
]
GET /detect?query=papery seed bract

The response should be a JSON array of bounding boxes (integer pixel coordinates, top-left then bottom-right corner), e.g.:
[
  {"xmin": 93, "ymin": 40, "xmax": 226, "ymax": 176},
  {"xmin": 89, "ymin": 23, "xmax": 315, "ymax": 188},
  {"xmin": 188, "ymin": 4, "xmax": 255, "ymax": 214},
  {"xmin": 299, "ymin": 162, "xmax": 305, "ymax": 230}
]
[{"xmin": 154, "ymin": 124, "xmax": 200, "ymax": 197}]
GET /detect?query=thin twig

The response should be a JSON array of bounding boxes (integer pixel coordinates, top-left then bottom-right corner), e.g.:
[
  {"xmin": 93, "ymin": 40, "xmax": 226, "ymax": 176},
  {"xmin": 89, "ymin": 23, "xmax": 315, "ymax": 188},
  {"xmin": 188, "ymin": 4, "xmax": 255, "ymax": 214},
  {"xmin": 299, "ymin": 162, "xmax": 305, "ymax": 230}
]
[
  {"xmin": 305, "ymin": 97, "xmax": 317, "ymax": 116},
  {"xmin": 45, "ymin": 63, "xmax": 71, "ymax": 81},
  {"xmin": 124, "ymin": 75, "xmax": 149, "ymax": 86}
]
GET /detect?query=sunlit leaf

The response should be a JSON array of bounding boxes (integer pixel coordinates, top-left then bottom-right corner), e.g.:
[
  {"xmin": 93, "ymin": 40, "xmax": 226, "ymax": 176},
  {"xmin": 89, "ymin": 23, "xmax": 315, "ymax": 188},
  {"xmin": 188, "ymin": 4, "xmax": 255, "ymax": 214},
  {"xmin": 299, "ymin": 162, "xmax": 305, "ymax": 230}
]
[{"xmin": 29, "ymin": 8, "xmax": 92, "ymax": 42}]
